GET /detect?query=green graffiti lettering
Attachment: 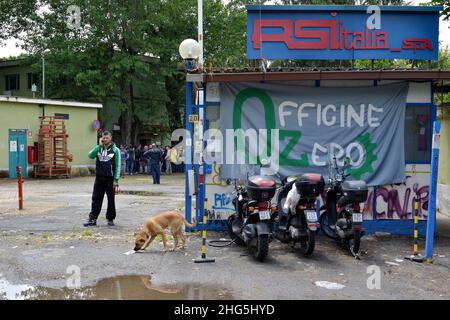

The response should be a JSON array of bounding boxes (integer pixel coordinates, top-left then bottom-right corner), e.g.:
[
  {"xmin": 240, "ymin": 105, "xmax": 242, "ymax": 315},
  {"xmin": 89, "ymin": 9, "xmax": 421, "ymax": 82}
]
[
  {"xmin": 279, "ymin": 130, "xmax": 309, "ymax": 167},
  {"xmin": 233, "ymin": 88, "xmax": 276, "ymax": 164},
  {"xmin": 347, "ymin": 133, "xmax": 378, "ymax": 179}
]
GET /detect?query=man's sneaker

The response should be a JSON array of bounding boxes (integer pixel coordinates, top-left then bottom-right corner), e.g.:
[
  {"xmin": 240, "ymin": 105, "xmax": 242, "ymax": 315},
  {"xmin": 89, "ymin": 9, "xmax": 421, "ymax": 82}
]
[
  {"xmin": 83, "ymin": 219, "xmax": 97, "ymax": 227},
  {"xmin": 107, "ymin": 220, "xmax": 115, "ymax": 226}
]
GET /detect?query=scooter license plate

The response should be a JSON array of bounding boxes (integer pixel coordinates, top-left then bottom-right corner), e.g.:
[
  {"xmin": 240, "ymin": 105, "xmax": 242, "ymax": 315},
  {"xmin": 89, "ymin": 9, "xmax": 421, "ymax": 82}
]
[
  {"xmin": 352, "ymin": 213, "xmax": 363, "ymax": 223},
  {"xmin": 259, "ymin": 210, "xmax": 270, "ymax": 220},
  {"xmin": 305, "ymin": 210, "xmax": 317, "ymax": 222}
]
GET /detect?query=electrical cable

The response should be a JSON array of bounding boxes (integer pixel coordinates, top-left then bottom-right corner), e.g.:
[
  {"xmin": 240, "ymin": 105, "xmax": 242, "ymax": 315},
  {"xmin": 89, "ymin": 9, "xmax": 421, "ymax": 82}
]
[{"xmin": 208, "ymin": 238, "xmax": 237, "ymax": 247}]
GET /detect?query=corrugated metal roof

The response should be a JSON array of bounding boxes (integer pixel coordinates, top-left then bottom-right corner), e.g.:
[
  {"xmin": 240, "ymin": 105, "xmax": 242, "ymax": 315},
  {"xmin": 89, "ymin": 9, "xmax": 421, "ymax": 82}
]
[{"xmin": 189, "ymin": 68, "xmax": 450, "ymax": 83}]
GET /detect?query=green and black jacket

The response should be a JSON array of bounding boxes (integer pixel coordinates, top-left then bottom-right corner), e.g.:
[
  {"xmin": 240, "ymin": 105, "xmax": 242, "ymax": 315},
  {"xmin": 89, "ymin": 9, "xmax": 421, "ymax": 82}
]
[{"xmin": 88, "ymin": 143, "xmax": 121, "ymax": 183}]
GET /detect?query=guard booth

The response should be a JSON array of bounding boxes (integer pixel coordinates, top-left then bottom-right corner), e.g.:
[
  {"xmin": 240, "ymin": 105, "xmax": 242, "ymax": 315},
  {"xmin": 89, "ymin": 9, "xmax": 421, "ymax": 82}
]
[
  {"xmin": 184, "ymin": 5, "xmax": 450, "ymax": 236},
  {"xmin": 8, "ymin": 129, "xmax": 28, "ymax": 178}
]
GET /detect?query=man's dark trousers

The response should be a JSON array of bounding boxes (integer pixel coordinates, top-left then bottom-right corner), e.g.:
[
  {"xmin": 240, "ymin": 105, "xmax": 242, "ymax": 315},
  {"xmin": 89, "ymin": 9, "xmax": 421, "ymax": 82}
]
[
  {"xmin": 89, "ymin": 176, "xmax": 116, "ymax": 220},
  {"xmin": 150, "ymin": 163, "xmax": 160, "ymax": 184}
]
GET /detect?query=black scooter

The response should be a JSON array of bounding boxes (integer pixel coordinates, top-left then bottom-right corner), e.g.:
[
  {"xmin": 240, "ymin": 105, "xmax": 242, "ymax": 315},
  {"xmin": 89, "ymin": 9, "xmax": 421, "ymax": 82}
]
[
  {"xmin": 273, "ymin": 173, "xmax": 324, "ymax": 256},
  {"xmin": 227, "ymin": 173, "xmax": 276, "ymax": 262},
  {"xmin": 319, "ymin": 155, "xmax": 368, "ymax": 258}
]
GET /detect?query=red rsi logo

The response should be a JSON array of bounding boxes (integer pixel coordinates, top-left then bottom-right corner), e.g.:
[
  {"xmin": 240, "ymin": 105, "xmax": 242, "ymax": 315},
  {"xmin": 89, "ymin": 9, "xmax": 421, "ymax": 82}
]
[{"xmin": 251, "ymin": 19, "xmax": 433, "ymax": 52}]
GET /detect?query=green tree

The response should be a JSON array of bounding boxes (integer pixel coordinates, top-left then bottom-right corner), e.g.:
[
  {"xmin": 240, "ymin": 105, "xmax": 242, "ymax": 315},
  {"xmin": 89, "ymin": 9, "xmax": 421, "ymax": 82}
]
[
  {"xmin": 15, "ymin": 0, "xmax": 163, "ymax": 144},
  {"xmin": 0, "ymin": 1, "xmax": 36, "ymax": 45},
  {"xmin": 5, "ymin": 0, "xmax": 255, "ymax": 143}
]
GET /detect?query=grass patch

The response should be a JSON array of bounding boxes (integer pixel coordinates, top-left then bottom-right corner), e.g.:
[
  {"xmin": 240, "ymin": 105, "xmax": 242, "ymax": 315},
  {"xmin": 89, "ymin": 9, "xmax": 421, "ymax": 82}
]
[
  {"xmin": 81, "ymin": 230, "xmax": 93, "ymax": 238},
  {"xmin": 120, "ymin": 190, "xmax": 163, "ymax": 196}
]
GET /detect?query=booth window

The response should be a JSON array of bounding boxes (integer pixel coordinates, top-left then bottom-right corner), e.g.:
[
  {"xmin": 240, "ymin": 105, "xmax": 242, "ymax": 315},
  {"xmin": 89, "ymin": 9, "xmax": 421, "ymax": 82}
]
[
  {"xmin": 404, "ymin": 105, "xmax": 431, "ymax": 163},
  {"xmin": 5, "ymin": 74, "xmax": 20, "ymax": 91}
]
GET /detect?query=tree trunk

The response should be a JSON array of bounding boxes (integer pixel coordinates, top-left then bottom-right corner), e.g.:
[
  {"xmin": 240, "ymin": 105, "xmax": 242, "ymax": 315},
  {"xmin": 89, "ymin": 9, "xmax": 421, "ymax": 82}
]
[
  {"xmin": 133, "ymin": 119, "xmax": 140, "ymax": 145},
  {"xmin": 119, "ymin": 77, "xmax": 134, "ymax": 145}
]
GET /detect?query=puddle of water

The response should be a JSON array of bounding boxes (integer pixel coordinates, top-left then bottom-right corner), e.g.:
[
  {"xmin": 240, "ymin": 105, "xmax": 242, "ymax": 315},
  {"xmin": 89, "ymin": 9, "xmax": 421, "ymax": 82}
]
[
  {"xmin": 0, "ymin": 277, "xmax": 34, "ymax": 300},
  {"xmin": 0, "ymin": 275, "xmax": 233, "ymax": 300}
]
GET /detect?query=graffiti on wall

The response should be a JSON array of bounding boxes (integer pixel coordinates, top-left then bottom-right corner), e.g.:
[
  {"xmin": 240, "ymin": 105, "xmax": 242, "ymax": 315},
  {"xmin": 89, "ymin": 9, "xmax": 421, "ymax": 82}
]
[
  {"xmin": 206, "ymin": 164, "xmax": 430, "ymax": 221},
  {"xmin": 362, "ymin": 178, "xmax": 429, "ymax": 220},
  {"xmin": 205, "ymin": 184, "xmax": 235, "ymax": 220},
  {"xmin": 367, "ymin": 164, "xmax": 430, "ymax": 220}
]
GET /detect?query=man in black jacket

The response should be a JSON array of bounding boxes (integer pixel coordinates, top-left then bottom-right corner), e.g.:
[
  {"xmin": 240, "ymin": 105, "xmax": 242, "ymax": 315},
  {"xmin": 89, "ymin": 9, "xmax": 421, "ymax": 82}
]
[{"xmin": 144, "ymin": 144, "xmax": 162, "ymax": 184}]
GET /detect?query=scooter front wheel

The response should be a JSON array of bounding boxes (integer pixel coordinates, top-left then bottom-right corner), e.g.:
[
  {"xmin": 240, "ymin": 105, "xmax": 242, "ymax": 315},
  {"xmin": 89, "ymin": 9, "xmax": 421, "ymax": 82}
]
[
  {"xmin": 319, "ymin": 211, "xmax": 340, "ymax": 240},
  {"xmin": 299, "ymin": 229, "xmax": 315, "ymax": 256},
  {"xmin": 250, "ymin": 234, "xmax": 269, "ymax": 262}
]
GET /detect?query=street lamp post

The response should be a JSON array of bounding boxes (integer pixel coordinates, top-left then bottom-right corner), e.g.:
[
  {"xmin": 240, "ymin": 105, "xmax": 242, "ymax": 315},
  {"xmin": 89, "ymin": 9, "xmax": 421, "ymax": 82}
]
[
  {"xmin": 179, "ymin": 39, "xmax": 201, "ymax": 233},
  {"xmin": 41, "ymin": 49, "xmax": 51, "ymax": 99}
]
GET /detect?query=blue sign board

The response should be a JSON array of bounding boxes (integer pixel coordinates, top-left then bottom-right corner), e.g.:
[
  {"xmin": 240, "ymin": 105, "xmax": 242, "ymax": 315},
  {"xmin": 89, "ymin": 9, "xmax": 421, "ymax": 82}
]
[{"xmin": 246, "ymin": 5, "xmax": 442, "ymax": 60}]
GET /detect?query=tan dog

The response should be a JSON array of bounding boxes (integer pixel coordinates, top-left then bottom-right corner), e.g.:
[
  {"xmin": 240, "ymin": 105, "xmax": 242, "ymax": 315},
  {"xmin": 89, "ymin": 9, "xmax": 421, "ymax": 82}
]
[{"xmin": 134, "ymin": 211, "xmax": 196, "ymax": 252}]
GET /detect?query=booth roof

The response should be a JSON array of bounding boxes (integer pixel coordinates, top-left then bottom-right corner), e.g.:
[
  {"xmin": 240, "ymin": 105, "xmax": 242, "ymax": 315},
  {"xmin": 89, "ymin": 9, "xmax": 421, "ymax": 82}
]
[{"xmin": 188, "ymin": 68, "xmax": 450, "ymax": 87}]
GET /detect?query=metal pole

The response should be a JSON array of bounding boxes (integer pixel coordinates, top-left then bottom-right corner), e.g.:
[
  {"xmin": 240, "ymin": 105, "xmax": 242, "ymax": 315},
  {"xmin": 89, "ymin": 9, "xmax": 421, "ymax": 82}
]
[
  {"xmin": 405, "ymin": 198, "xmax": 424, "ymax": 262},
  {"xmin": 201, "ymin": 198, "xmax": 208, "ymax": 259},
  {"xmin": 413, "ymin": 199, "xmax": 420, "ymax": 256},
  {"xmin": 16, "ymin": 166, "xmax": 23, "ymax": 210},
  {"xmin": 42, "ymin": 56, "xmax": 45, "ymax": 99},
  {"xmin": 425, "ymin": 121, "xmax": 440, "ymax": 260},
  {"xmin": 185, "ymin": 81, "xmax": 193, "ymax": 231},
  {"xmin": 197, "ymin": 89, "xmax": 205, "ymax": 234},
  {"xmin": 198, "ymin": 0, "xmax": 204, "ymax": 67},
  {"xmin": 194, "ymin": 198, "xmax": 215, "ymax": 263}
]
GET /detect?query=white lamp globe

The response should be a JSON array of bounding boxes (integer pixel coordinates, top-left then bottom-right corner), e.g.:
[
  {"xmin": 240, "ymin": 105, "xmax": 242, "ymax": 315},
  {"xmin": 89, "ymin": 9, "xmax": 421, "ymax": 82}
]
[{"xmin": 179, "ymin": 39, "xmax": 201, "ymax": 60}]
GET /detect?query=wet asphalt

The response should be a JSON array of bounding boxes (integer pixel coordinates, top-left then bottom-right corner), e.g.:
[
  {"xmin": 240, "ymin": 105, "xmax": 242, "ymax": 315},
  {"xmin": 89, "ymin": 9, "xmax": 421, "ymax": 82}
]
[{"xmin": 0, "ymin": 174, "xmax": 449, "ymax": 300}]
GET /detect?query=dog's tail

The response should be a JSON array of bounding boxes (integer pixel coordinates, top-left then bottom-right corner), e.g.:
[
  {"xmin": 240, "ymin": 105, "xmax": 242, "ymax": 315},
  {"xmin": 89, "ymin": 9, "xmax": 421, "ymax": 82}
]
[{"xmin": 182, "ymin": 215, "xmax": 197, "ymax": 228}]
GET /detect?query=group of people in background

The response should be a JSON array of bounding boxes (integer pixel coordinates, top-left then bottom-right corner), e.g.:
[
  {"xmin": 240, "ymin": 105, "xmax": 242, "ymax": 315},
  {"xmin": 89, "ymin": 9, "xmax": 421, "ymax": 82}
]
[{"xmin": 119, "ymin": 144, "xmax": 184, "ymax": 184}]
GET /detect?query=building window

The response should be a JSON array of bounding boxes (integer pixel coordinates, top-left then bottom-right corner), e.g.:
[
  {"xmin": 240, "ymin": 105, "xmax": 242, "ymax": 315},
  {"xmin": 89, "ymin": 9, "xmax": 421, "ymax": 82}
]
[
  {"xmin": 5, "ymin": 74, "xmax": 20, "ymax": 91},
  {"xmin": 27, "ymin": 73, "xmax": 38, "ymax": 90},
  {"xmin": 404, "ymin": 106, "xmax": 431, "ymax": 163}
]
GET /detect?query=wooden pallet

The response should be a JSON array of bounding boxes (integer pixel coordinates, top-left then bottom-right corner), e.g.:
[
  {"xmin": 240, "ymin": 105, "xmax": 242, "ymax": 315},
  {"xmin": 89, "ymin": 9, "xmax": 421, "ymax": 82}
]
[{"xmin": 34, "ymin": 116, "xmax": 71, "ymax": 178}]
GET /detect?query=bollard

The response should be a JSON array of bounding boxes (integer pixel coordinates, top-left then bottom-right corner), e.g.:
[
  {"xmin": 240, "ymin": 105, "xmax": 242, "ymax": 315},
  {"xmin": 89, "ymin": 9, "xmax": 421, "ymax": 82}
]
[
  {"xmin": 16, "ymin": 166, "xmax": 23, "ymax": 210},
  {"xmin": 194, "ymin": 198, "xmax": 215, "ymax": 263},
  {"xmin": 405, "ymin": 198, "xmax": 424, "ymax": 262}
]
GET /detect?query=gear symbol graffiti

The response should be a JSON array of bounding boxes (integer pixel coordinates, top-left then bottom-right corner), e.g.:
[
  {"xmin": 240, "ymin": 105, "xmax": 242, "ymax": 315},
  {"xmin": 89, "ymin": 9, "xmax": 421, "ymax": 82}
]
[{"xmin": 347, "ymin": 133, "xmax": 378, "ymax": 180}]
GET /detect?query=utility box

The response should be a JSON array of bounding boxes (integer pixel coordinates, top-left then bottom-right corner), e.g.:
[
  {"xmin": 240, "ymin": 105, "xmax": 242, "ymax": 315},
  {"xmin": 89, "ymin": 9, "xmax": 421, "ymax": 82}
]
[{"xmin": 8, "ymin": 129, "xmax": 28, "ymax": 178}]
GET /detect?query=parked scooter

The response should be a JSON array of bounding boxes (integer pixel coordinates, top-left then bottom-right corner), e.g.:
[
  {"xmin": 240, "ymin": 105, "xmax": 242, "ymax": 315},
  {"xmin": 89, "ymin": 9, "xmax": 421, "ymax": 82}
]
[
  {"xmin": 273, "ymin": 173, "xmax": 325, "ymax": 256},
  {"xmin": 319, "ymin": 155, "xmax": 368, "ymax": 258},
  {"xmin": 227, "ymin": 166, "xmax": 277, "ymax": 261}
]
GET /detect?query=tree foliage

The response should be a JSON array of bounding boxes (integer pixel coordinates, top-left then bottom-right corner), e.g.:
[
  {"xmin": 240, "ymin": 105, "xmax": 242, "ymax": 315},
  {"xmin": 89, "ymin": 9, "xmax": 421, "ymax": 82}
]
[
  {"xmin": 1, "ymin": 0, "xmax": 254, "ymax": 144},
  {"xmin": 431, "ymin": 0, "xmax": 450, "ymax": 21},
  {"xmin": 0, "ymin": 1, "xmax": 36, "ymax": 43}
]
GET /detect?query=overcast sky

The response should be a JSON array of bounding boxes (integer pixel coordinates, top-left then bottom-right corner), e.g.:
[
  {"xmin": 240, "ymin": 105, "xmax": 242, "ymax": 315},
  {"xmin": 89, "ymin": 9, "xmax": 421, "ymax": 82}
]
[{"xmin": 1, "ymin": 1, "xmax": 449, "ymax": 58}]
